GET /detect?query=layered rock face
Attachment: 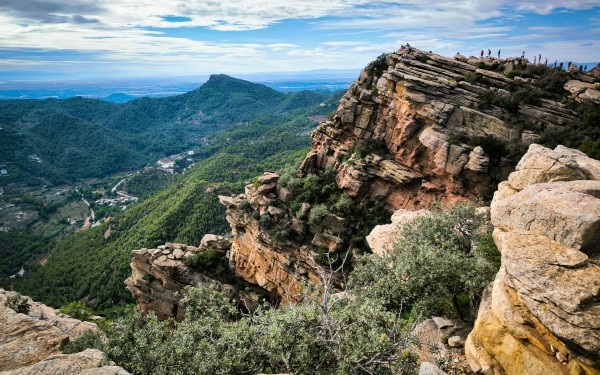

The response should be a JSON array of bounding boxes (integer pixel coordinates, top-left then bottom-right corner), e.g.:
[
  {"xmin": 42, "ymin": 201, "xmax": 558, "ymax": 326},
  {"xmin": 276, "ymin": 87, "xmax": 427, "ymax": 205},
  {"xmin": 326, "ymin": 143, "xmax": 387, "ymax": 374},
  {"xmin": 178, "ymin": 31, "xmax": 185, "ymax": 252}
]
[
  {"xmin": 125, "ymin": 236, "xmax": 264, "ymax": 320},
  {"xmin": 466, "ymin": 145, "xmax": 600, "ymax": 375},
  {"xmin": 0, "ymin": 289, "xmax": 128, "ymax": 374},
  {"xmin": 300, "ymin": 47, "xmax": 580, "ymax": 209},
  {"xmin": 220, "ymin": 172, "xmax": 342, "ymax": 303}
]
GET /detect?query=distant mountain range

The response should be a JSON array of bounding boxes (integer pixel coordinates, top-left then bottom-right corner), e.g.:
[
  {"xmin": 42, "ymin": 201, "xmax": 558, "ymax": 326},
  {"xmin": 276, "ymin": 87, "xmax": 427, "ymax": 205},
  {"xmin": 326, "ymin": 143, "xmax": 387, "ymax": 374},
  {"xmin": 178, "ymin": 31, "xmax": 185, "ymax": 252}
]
[
  {"xmin": 0, "ymin": 74, "xmax": 341, "ymax": 185},
  {"xmin": 0, "ymin": 69, "xmax": 358, "ymax": 101}
]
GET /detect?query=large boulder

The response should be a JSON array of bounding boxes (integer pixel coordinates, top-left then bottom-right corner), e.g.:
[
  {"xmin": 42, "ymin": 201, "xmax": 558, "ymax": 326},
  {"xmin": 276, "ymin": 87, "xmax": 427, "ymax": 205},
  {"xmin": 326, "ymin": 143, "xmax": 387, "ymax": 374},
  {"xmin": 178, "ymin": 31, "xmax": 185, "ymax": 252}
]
[
  {"xmin": 466, "ymin": 145, "xmax": 600, "ymax": 375},
  {"xmin": 0, "ymin": 290, "xmax": 128, "ymax": 374},
  {"xmin": 366, "ymin": 209, "xmax": 430, "ymax": 256}
]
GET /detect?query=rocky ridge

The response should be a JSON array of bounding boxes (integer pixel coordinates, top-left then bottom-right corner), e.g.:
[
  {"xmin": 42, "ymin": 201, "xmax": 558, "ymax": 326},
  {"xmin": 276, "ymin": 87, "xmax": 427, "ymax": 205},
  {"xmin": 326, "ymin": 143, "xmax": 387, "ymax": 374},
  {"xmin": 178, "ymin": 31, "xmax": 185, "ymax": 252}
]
[
  {"xmin": 220, "ymin": 172, "xmax": 345, "ymax": 302},
  {"xmin": 0, "ymin": 289, "xmax": 128, "ymax": 374},
  {"xmin": 466, "ymin": 144, "xmax": 600, "ymax": 375},
  {"xmin": 300, "ymin": 47, "xmax": 597, "ymax": 209},
  {"xmin": 125, "ymin": 235, "xmax": 265, "ymax": 320}
]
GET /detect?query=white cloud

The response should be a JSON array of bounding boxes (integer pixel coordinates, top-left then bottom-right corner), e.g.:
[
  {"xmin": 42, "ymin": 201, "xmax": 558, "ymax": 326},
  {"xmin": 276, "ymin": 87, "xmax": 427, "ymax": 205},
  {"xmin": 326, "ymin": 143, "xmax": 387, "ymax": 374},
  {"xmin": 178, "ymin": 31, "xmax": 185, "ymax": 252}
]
[{"xmin": 0, "ymin": 0, "xmax": 598, "ymax": 76}]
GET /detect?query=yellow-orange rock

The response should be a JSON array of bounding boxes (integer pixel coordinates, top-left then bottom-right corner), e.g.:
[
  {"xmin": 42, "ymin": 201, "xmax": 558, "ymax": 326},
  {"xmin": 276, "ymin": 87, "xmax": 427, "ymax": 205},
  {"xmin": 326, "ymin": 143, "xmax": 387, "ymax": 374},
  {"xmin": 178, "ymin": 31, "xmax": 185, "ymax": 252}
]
[{"xmin": 466, "ymin": 145, "xmax": 600, "ymax": 375}]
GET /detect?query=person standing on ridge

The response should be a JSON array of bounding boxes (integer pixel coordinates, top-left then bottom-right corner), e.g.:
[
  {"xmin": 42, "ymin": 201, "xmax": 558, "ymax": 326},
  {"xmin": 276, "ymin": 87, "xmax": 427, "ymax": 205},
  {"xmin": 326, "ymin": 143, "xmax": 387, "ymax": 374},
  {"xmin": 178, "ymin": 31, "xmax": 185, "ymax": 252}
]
[
  {"xmin": 498, "ymin": 49, "xmax": 501, "ymax": 59},
  {"xmin": 544, "ymin": 58, "xmax": 548, "ymax": 66},
  {"xmin": 488, "ymin": 49, "xmax": 491, "ymax": 57},
  {"xmin": 534, "ymin": 56, "xmax": 537, "ymax": 64},
  {"xmin": 522, "ymin": 50, "xmax": 525, "ymax": 59},
  {"xmin": 538, "ymin": 53, "xmax": 541, "ymax": 63},
  {"xmin": 480, "ymin": 49, "xmax": 484, "ymax": 58}
]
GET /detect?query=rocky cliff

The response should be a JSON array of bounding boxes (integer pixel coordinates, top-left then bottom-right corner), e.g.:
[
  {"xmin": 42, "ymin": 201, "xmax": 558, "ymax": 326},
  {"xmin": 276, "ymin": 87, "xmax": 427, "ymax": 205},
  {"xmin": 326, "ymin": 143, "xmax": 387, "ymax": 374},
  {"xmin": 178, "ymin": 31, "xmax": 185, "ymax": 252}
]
[
  {"xmin": 300, "ymin": 47, "xmax": 595, "ymax": 209},
  {"xmin": 466, "ymin": 144, "xmax": 600, "ymax": 375},
  {"xmin": 0, "ymin": 289, "xmax": 128, "ymax": 374},
  {"xmin": 127, "ymin": 47, "xmax": 599, "ymax": 315},
  {"xmin": 125, "ymin": 235, "xmax": 266, "ymax": 320}
]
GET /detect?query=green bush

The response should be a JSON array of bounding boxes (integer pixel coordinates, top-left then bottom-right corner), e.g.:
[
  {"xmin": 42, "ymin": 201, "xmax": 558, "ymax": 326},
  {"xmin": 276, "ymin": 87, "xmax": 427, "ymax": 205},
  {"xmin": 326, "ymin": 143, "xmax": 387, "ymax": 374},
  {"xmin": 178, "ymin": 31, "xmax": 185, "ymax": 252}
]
[
  {"xmin": 353, "ymin": 138, "xmax": 388, "ymax": 158},
  {"xmin": 60, "ymin": 301, "xmax": 94, "ymax": 321},
  {"xmin": 7, "ymin": 293, "xmax": 30, "ymax": 314},
  {"xmin": 104, "ymin": 284, "xmax": 419, "ymax": 375},
  {"xmin": 350, "ymin": 203, "xmax": 499, "ymax": 321},
  {"xmin": 61, "ymin": 330, "xmax": 104, "ymax": 354},
  {"xmin": 184, "ymin": 249, "xmax": 225, "ymax": 273}
]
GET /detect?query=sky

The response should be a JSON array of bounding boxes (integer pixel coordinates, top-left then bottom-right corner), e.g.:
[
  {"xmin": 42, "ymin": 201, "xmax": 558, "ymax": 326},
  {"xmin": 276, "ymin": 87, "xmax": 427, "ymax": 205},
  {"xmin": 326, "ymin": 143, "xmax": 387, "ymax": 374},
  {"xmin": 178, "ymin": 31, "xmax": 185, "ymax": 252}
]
[{"xmin": 0, "ymin": 0, "xmax": 599, "ymax": 80}]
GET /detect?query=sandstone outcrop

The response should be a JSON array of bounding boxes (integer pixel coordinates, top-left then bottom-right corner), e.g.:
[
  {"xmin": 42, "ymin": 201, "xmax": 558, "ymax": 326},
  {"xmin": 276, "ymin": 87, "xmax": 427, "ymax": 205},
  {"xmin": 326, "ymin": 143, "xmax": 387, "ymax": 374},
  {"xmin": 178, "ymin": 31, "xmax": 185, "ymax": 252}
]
[
  {"xmin": 2, "ymin": 349, "xmax": 129, "ymax": 375},
  {"xmin": 125, "ymin": 236, "xmax": 265, "ymax": 320},
  {"xmin": 466, "ymin": 145, "xmax": 600, "ymax": 375},
  {"xmin": 300, "ymin": 47, "xmax": 582, "ymax": 209},
  {"xmin": 0, "ymin": 289, "xmax": 128, "ymax": 374},
  {"xmin": 220, "ymin": 172, "xmax": 344, "ymax": 302},
  {"xmin": 366, "ymin": 208, "xmax": 430, "ymax": 256}
]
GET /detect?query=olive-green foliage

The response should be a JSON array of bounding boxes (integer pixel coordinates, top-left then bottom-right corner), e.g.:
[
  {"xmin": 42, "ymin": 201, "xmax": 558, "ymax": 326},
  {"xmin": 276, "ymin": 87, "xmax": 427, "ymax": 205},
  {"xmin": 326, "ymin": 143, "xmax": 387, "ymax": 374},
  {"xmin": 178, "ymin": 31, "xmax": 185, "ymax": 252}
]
[
  {"xmin": 122, "ymin": 170, "xmax": 174, "ymax": 199},
  {"xmin": 353, "ymin": 138, "xmax": 389, "ymax": 159},
  {"xmin": 103, "ymin": 284, "xmax": 418, "ymax": 375},
  {"xmin": 477, "ymin": 91, "xmax": 519, "ymax": 114},
  {"xmin": 350, "ymin": 203, "xmax": 499, "ymax": 321},
  {"xmin": 61, "ymin": 330, "xmax": 104, "ymax": 354},
  {"xmin": 0, "ymin": 75, "xmax": 334, "ymax": 185},
  {"xmin": 579, "ymin": 140, "xmax": 600, "ymax": 160},
  {"xmin": 0, "ymin": 231, "xmax": 52, "ymax": 288},
  {"xmin": 59, "ymin": 301, "xmax": 94, "ymax": 321},
  {"xmin": 7, "ymin": 293, "xmax": 31, "ymax": 314},
  {"xmin": 539, "ymin": 101, "xmax": 600, "ymax": 157},
  {"xmin": 12, "ymin": 87, "xmax": 339, "ymax": 313},
  {"xmin": 183, "ymin": 248, "xmax": 232, "ymax": 284},
  {"xmin": 276, "ymin": 167, "xmax": 390, "ymax": 254}
]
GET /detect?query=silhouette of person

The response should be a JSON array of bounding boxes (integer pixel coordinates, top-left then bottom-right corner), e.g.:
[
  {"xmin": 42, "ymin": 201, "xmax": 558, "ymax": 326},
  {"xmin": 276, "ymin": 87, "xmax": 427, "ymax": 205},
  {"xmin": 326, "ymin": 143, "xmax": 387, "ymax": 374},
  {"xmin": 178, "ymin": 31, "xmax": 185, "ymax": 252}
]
[
  {"xmin": 559, "ymin": 62, "xmax": 563, "ymax": 69},
  {"xmin": 534, "ymin": 56, "xmax": 537, "ymax": 64},
  {"xmin": 498, "ymin": 49, "xmax": 501, "ymax": 59},
  {"xmin": 480, "ymin": 49, "xmax": 484, "ymax": 58},
  {"xmin": 488, "ymin": 49, "xmax": 491, "ymax": 57},
  {"xmin": 544, "ymin": 58, "xmax": 548, "ymax": 66},
  {"xmin": 538, "ymin": 53, "xmax": 541, "ymax": 62},
  {"xmin": 521, "ymin": 50, "xmax": 525, "ymax": 59}
]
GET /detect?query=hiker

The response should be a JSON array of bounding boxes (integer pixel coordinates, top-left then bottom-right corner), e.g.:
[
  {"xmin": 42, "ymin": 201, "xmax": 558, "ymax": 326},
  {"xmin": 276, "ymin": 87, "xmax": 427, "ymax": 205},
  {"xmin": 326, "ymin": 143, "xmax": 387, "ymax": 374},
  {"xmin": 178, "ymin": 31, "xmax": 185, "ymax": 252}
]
[
  {"xmin": 498, "ymin": 49, "xmax": 501, "ymax": 59},
  {"xmin": 407, "ymin": 43, "xmax": 412, "ymax": 52},
  {"xmin": 559, "ymin": 62, "xmax": 564, "ymax": 70},
  {"xmin": 554, "ymin": 60, "xmax": 558, "ymax": 67},
  {"xmin": 538, "ymin": 53, "xmax": 541, "ymax": 62},
  {"xmin": 521, "ymin": 50, "xmax": 525, "ymax": 59},
  {"xmin": 568, "ymin": 61, "xmax": 572, "ymax": 68},
  {"xmin": 579, "ymin": 65, "xmax": 584, "ymax": 72},
  {"xmin": 488, "ymin": 49, "xmax": 491, "ymax": 57},
  {"xmin": 534, "ymin": 56, "xmax": 537, "ymax": 64},
  {"xmin": 585, "ymin": 65, "xmax": 588, "ymax": 72},
  {"xmin": 545, "ymin": 58, "xmax": 548, "ymax": 66},
  {"xmin": 480, "ymin": 49, "xmax": 484, "ymax": 58}
]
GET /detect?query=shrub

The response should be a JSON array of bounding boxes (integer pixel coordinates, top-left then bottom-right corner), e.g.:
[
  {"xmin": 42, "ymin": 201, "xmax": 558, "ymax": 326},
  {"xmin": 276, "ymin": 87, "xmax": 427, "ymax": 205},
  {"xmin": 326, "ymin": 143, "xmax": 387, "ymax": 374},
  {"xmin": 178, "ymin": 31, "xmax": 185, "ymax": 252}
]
[
  {"xmin": 184, "ymin": 248, "xmax": 225, "ymax": 273},
  {"xmin": 353, "ymin": 138, "xmax": 388, "ymax": 158},
  {"xmin": 104, "ymin": 282, "xmax": 419, "ymax": 375},
  {"xmin": 60, "ymin": 301, "xmax": 94, "ymax": 321},
  {"xmin": 464, "ymin": 72, "xmax": 480, "ymax": 84},
  {"xmin": 350, "ymin": 203, "xmax": 499, "ymax": 321},
  {"xmin": 307, "ymin": 203, "xmax": 329, "ymax": 230},
  {"xmin": 7, "ymin": 293, "xmax": 30, "ymax": 314},
  {"xmin": 61, "ymin": 330, "xmax": 104, "ymax": 354}
]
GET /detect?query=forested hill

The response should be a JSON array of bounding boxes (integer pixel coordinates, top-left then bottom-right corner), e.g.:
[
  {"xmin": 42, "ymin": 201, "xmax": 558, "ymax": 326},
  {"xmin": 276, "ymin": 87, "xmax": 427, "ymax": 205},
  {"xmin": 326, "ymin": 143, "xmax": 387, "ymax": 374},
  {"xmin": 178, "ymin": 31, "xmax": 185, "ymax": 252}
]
[
  {"xmin": 10, "ymin": 84, "xmax": 343, "ymax": 311},
  {"xmin": 0, "ymin": 75, "xmax": 334, "ymax": 185}
]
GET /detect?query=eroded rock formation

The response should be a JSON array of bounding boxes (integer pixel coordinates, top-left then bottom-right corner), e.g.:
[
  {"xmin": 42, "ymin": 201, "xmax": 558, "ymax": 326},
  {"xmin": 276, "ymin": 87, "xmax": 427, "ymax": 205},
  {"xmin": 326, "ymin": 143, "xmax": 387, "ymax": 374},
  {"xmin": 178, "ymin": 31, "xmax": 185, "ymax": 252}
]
[
  {"xmin": 0, "ymin": 289, "xmax": 128, "ymax": 374},
  {"xmin": 220, "ymin": 172, "xmax": 343, "ymax": 303},
  {"xmin": 466, "ymin": 145, "xmax": 600, "ymax": 375},
  {"xmin": 300, "ymin": 47, "xmax": 580, "ymax": 209},
  {"xmin": 125, "ymin": 236, "xmax": 265, "ymax": 320}
]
